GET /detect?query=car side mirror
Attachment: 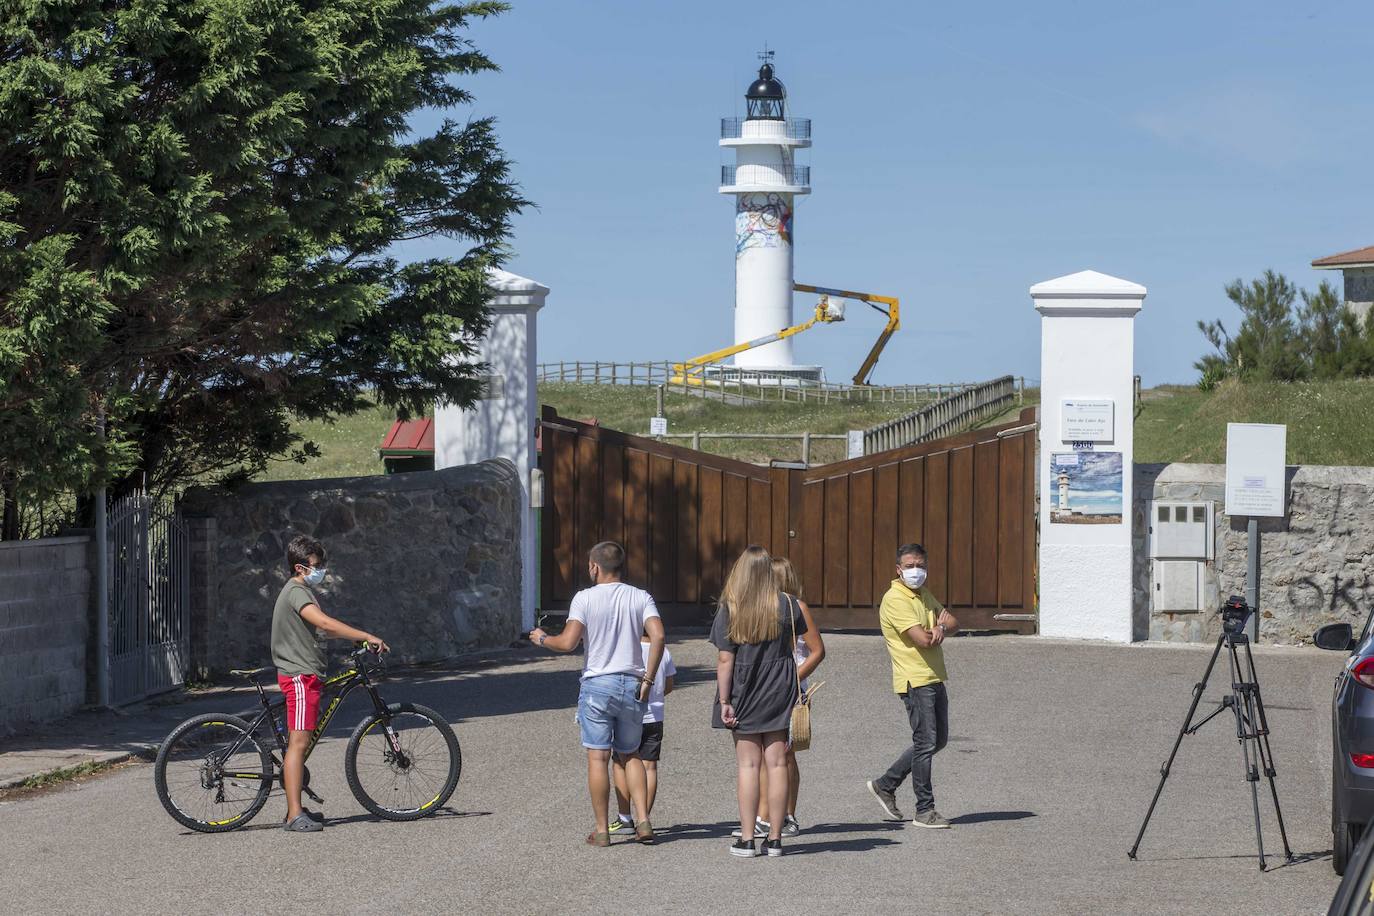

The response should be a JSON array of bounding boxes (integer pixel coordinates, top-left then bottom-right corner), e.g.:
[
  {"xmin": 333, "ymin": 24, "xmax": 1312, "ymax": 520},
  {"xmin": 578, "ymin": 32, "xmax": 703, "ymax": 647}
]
[{"xmin": 1314, "ymin": 622, "xmax": 1354, "ymax": 651}]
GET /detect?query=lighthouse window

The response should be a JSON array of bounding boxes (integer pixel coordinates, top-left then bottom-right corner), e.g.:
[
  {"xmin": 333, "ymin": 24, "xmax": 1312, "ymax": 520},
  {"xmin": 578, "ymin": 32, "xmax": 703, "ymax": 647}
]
[
  {"xmin": 1174, "ymin": 506, "xmax": 1187, "ymax": 522},
  {"xmin": 1158, "ymin": 506, "xmax": 1169, "ymax": 523}
]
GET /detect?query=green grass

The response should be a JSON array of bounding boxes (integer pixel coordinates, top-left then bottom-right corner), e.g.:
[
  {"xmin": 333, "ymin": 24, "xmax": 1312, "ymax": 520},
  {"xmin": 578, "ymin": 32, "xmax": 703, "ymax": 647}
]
[
  {"xmin": 1134, "ymin": 378, "xmax": 1374, "ymax": 465},
  {"xmin": 253, "ymin": 378, "xmax": 1374, "ymax": 483},
  {"xmin": 538, "ymin": 383, "xmax": 938, "ymax": 465},
  {"xmin": 16, "ymin": 759, "xmax": 123, "ymax": 791}
]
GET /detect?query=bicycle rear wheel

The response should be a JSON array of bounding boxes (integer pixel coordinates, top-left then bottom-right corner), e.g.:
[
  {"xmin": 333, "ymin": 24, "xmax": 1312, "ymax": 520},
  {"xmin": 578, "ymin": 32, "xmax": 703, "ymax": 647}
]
[
  {"xmin": 345, "ymin": 702, "xmax": 460, "ymax": 821},
  {"xmin": 154, "ymin": 713, "xmax": 273, "ymax": 833}
]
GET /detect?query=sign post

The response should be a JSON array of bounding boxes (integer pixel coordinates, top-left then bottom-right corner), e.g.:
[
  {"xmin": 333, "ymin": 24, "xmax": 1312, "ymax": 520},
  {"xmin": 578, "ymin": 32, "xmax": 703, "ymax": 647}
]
[{"xmin": 1224, "ymin": 423, "xmax": 1287, "ymax": 641}]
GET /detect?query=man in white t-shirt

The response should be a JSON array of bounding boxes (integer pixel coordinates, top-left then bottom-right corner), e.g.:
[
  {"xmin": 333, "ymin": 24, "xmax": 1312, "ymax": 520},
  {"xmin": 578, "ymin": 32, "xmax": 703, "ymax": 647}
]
[{"xmin": 529, "ymin": 541, "xmax": 665, "ymax": 846}]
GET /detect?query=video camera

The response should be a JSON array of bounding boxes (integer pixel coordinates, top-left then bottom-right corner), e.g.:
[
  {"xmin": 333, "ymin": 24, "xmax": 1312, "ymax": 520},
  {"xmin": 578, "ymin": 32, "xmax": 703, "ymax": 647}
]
[{"xmin": 1220, "ymin": 595, "xmax": 1252, "ymax": 636}]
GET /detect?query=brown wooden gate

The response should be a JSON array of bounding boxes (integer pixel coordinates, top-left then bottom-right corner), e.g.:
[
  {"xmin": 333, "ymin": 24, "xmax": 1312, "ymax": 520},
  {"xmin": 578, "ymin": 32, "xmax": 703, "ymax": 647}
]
[{"xmin": 540, "ymin": 405, "xmax": 1037, "ymax": 632}]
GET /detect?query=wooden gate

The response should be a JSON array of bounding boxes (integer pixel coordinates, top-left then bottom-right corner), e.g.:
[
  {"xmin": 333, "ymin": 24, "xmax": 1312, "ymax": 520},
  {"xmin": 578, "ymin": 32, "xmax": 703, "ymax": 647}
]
[{"xmin": 540, "ymin": 405, "xmax": 1037, "ymax": 631}]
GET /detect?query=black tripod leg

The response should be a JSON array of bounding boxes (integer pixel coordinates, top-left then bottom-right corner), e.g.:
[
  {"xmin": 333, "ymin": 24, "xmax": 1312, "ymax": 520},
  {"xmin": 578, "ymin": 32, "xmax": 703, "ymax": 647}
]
[
  {"xmin": 1128, "ymin": 636, "xmax": 1226, "ymax": 860},
  {"xmin": 1228, "ymin": 641, "xmax": 1266, "ymax": 871},
  {"xmin": 1245, "ymin": 640, "xmax": 1294, "ymax": 860}
]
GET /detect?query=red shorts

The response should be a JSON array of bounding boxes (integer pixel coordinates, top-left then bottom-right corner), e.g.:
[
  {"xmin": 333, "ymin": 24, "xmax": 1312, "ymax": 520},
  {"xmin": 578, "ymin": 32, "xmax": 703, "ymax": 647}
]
[{"xmin": 278, "ymin": 674, "xmax": 324, "ymax": 731}]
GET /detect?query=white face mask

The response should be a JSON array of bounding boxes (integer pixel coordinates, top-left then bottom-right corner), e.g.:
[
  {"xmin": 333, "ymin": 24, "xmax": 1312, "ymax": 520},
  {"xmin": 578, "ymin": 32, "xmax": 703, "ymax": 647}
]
[
  {"xmin": 901, "ymin": 567, "xmax": 927, "ymax": 589},
  {"xmin": 302, "ymin": 566, "xmax": 327, "ymax": 588}
]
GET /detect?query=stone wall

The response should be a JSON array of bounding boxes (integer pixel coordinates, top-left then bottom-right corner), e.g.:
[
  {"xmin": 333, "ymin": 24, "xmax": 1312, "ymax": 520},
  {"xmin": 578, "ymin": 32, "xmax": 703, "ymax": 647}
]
[
  {"xmin": 1134, "ymin": 463, "xmax": 1374, "ymax": 644},
  {"xmin": 182, "ymin": 459, "xmax": 523, "ymax": 676},
  {"xmin": 0, "ymin": 537, "xmax": 91, "ymax": 733}
]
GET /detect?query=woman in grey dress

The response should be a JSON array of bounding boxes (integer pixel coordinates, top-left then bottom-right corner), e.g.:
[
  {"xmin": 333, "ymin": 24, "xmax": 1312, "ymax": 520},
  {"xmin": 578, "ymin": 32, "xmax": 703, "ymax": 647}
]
[{"xmin": 712, "ymin": 545, "xmax": 809, "ymax": 857}]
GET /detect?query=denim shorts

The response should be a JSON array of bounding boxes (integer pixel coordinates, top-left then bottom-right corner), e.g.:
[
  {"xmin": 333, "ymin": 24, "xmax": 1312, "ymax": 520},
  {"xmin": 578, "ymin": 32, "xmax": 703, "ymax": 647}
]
[{"xmin": 577, "ymin": 673, "xmax": 646, "ymax": 754}]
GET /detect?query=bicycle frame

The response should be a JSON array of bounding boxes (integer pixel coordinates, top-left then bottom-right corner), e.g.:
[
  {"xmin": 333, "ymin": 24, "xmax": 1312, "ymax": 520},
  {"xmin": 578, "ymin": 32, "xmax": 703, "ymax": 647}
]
[{"xmin": 214, "ymin": 659, "xmax": 396, "ymax": 782}]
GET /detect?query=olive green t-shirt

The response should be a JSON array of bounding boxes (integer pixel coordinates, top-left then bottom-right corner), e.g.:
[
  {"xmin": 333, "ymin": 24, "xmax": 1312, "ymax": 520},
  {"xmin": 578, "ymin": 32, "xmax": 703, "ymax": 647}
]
[{"xmin": 272, "ymin": 581, "xmax": 327, "ymax": 677}]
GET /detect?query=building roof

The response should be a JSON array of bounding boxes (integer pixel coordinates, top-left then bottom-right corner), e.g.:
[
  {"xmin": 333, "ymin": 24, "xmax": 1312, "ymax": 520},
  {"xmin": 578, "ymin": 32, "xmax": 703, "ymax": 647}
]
[
  {"xmin": 379, "ymin": 417, "xmax": 434, "ymax": 456},
  {"xmin": 1312, "ymin": 245, "xmax": 1374, "ymax": 269}
]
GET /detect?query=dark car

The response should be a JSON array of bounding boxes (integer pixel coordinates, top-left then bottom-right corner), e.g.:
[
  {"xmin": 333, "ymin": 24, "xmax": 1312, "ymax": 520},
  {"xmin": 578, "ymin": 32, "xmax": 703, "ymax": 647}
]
[
  {"xmin": 1316, "ymin": 619, "xmax": 1374, "ymax": 875},
  {"xmin": 1328, "ymin": 820, "xmax": 1374, "ymax": 915}
]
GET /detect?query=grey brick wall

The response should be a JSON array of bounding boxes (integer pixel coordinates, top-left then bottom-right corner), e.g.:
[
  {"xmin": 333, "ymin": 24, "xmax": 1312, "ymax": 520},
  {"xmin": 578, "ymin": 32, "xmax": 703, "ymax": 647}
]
[
  {"xmin": 182, "ymin": 459, "xmax": 523, "ymax": 676},
  {"xmin": 0, "ymin": 536, "xmax": 91, "ymax": 733},
  {"xmin": 1134, "ymin": 464, "xmax": 1374, "ymax": 644}
]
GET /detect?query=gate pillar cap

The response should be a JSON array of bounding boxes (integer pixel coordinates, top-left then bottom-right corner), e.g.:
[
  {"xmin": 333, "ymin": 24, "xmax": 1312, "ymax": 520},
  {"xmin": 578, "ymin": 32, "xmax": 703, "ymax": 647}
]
[{"xmin": 1030, "ymin": 270, "xmax": 1145, "ymax": 315}]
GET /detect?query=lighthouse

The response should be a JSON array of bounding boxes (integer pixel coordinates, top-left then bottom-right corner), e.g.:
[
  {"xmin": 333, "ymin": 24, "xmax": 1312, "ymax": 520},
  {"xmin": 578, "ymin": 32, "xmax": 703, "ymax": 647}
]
[{"xmin": 720, "ymin": 52, "xmax": 817, "ymax": 381}]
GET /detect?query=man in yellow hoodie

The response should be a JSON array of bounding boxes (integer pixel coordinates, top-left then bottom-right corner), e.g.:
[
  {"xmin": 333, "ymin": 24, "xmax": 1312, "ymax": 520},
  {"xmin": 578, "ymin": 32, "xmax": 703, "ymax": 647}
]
[{"xmin": 866, "ymin": 542, "xmax": 959, "ymax": 828}]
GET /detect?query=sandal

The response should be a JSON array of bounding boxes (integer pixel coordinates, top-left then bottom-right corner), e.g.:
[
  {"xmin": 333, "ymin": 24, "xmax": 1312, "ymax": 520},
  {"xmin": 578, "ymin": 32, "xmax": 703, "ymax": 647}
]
[
  {"xmin": 635, "ymin": 819, "xmax": 655, "ymax": 845},
  {"xmin": 586, "ymin": 830, "xmax": 610, "ymax": 847}
]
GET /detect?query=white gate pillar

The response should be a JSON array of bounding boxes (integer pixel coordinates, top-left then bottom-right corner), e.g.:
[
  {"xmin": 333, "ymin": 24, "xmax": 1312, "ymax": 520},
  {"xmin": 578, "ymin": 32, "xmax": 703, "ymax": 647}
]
[
  {"xmin": 1032, "ymin": 270, "xmax": 1145, "ymax": 642},
  {"xmin": 434, "ymin": 269, "xmax": 548, "ymax": 631}
]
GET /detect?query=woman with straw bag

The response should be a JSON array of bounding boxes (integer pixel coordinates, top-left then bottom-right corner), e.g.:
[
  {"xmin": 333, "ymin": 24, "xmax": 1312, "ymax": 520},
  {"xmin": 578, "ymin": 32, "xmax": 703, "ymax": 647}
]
[{"xmin": 711, "ymin": 546, "xmax": 823, "ymax": 858}]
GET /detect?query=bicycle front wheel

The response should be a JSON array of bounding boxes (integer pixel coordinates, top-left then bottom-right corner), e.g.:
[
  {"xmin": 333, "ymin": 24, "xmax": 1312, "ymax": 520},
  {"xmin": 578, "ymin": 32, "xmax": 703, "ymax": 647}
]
[
  {"xmin": 154, "ymin": 713, "xmax": 273, "ymax": 833},
  {"xmin": 345, "ymin": 702, "xmax": 460, "ymax": 821}
]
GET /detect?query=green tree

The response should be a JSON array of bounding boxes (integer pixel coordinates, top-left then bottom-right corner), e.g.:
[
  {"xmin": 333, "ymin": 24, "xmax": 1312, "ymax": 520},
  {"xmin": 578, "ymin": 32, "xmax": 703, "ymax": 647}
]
[
  {"xmin": 0, "ymin": 0, "xmax": 525, "ymax": 537},
  {"xmin": 1195, "ymin": 270, "xmax": 1307, "ymax": 384},
  {"xmin": 1299, "ymin": 281, "xmax": 1374, "ymax": 379}
]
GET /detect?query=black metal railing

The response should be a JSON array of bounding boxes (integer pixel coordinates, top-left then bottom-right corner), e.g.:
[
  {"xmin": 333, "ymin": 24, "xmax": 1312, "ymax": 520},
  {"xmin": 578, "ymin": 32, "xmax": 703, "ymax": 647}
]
[
  {"xmin": 720, "ymin": 165, "xmax": 811, "ymax": 188},
  {"xmin": 720, "ymin": 117, "xmax": 811, "ymax": 140}
]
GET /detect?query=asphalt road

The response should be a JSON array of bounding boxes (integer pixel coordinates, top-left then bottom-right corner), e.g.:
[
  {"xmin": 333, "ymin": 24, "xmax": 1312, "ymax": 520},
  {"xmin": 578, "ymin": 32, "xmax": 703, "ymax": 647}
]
[{"xmin": 0, "ymin": 634, "xmax": 1347, "ymax": 915}]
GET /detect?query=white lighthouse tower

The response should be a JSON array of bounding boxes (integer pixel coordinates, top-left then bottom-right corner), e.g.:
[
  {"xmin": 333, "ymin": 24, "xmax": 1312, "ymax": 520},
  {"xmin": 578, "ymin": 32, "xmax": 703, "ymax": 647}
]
[{"xmin": 720, "ymin": 52, "xmax": 817, "ymax": 381}]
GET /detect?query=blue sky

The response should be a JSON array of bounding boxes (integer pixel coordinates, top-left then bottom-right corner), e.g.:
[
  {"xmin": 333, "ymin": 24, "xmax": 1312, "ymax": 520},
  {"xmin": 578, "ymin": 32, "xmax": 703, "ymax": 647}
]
[{"xmin": 402, "ymin": 0, "xmax": 1374, "ymax": 387}]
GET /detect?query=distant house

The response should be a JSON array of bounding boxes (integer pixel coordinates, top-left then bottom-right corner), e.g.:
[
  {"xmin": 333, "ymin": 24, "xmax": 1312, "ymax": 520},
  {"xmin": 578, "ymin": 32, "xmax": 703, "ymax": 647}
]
[
  {"xmin": 1312, "ymin": 245, "xmax": 1374, "ymax": 326},
  {"xmin": 378, "ymin": 417, "xmax": 435, "ymax": 474}
]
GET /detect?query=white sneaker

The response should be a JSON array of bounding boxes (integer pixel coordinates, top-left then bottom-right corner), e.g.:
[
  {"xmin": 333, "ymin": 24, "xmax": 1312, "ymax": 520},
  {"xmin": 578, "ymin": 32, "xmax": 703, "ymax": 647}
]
[{"xmin": 730, "ymin": 816, "xmax": 770, "ymax": 838}]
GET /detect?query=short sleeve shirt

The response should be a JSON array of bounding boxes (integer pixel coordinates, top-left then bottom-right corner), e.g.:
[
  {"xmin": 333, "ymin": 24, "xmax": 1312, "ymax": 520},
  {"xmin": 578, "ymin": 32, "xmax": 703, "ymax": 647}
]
[
  {"xmin": 643, "ymin": 646, "xmax": 676, "ymax": 724},
  {"xmin": 879, "ymin": 579, "xmax": 948, "ymax": 692},
  {"xmin": 567, "ymin": 582, "xmax": 661, "ymax": 679},
  {"xmin": 272, "ymin": 581, "xmax": 327, "ymax": 677}
]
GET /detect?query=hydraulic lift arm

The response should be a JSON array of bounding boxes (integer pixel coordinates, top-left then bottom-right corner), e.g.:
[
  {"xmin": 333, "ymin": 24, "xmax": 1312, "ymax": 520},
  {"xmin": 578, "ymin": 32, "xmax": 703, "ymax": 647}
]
[
  {"xmin": 792, "ymin": 283, "xmax": 900, "ymax": 386},
  {"xmin": 672, "ymin": 299, "xmax": 845, "ymax": 384}
]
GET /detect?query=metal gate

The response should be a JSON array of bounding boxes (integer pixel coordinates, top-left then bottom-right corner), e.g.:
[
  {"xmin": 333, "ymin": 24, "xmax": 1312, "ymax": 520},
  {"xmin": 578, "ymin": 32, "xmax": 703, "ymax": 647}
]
[
  {"xmin": 540, "ymin": 405, "xmax": 1038, "ymax": 631},
  {"xmin": 108, "ymin": 494, "xmax": 190, "ymax": 704}
]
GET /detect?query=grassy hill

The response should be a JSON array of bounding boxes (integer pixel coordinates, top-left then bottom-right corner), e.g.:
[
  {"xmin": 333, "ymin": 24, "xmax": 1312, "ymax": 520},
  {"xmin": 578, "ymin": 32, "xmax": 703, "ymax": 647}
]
[
  {"xmin": 256, "ymin": 378, "xmax": 1374, "ymax": 483},
  {"xmin": 1134, "ymin": 379, "xmax": 1374, "ymax": 465}
]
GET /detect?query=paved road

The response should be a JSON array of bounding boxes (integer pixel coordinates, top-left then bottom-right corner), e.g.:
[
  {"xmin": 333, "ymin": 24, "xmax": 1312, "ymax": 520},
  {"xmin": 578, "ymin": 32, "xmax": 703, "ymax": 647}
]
[{"xmin": 0, "ymin": 635, "xmax": 1346, "ymax": 915}]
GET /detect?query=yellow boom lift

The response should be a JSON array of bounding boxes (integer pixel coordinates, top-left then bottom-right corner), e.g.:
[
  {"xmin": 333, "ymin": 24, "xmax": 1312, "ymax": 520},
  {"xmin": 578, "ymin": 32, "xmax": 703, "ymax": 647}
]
[{"xmin": 670, "ymin": 283, "xmax": 900, "ymax": 387}]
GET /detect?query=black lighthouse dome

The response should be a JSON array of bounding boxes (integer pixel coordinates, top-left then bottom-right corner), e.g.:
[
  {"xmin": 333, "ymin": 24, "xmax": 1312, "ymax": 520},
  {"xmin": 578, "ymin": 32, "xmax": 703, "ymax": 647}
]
[{"xmin": 745, "ymin": 60, "xmax": 786, "ymax": 120}]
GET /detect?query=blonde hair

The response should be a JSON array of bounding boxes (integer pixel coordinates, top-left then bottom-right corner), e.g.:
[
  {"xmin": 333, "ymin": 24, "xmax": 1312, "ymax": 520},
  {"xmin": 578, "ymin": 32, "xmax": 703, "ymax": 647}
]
[
  {"xmin": 771, "ymin": 556, "xmax": 803, "ymax": 599},
  {"xmin": 721, "ymin": 545, "xmax": 780, "ymax": 644}
]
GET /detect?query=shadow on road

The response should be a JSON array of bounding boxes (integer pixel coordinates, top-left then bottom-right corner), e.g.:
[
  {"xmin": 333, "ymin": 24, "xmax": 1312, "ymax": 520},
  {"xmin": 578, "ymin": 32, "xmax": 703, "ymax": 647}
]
[{"xmin": 949, "ymin": 810, "xmax": 1037, "ymax": 825}]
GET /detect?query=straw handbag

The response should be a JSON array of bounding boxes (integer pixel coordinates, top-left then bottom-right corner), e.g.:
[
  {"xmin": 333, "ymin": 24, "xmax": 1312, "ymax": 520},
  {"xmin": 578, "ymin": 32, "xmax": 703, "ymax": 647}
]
[{"xmin": 787, "ymin": 596, "xmax": 824, "ymax": 752}]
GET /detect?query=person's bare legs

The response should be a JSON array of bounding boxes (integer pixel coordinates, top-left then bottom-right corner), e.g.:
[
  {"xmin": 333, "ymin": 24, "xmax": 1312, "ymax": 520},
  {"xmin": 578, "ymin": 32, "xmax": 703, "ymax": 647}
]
[
  {"xmin": 283, "ymin": 730, "xmax": 311, "ymax": 821},
  {"xmin": 734, "ymin": 733, "xmax": 764, "ymax": 840},
  {"xmin": 762, "ymin": 731, "xmax": 789, "ymax": 840},
  {"xmin": 756, "ymin": 757, "xmax": 770, "ymax": 822},
  {"xmin": 587, "ymin": 748, "xmax": 612, "ymax": 835},
  {"xmin": 643, "ymin": 760, "xmax": 658, "ymax": 818},
  {"xmin": 787, "ymin": 748, "xmax": 800, "ymax": 816},
  {"xmin": 610, "ymin": 755, "xmax": 631, "ymax": 822},
  {"xmin": 620, "ymin": 753, "xmax": 651, "ymax": 825}
]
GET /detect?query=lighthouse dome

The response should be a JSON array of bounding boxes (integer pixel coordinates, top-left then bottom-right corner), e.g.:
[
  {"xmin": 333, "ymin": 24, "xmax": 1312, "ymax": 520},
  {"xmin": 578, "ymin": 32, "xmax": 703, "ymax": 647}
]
[{"xmin": 745, "ymin": 61, "xmax": 786, "ymax": 120}]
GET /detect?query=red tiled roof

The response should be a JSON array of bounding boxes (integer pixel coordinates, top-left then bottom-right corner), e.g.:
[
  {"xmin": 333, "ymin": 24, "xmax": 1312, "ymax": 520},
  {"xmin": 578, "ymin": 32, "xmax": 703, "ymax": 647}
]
[
  {"xmin": 379, "ymin": 417, "xmax": 434, "ymax": 454},
  {"xmin": 1312, "ymin": 245, "xmax": 1374, "ymax": 268}
]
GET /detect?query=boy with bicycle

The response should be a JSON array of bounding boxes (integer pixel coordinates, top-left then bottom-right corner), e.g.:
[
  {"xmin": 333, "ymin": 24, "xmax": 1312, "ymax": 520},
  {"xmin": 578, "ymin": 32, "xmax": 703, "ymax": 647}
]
[{"xmin": 274, "ymin": 535, "xmax": 389, "ymax": 832}]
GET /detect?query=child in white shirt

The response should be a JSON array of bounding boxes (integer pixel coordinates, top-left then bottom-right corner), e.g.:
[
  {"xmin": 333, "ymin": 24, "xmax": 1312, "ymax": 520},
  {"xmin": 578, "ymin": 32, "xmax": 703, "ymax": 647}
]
[{"xmin": 610, "ymin": 633, "xmax": 676, "ymax": 831}]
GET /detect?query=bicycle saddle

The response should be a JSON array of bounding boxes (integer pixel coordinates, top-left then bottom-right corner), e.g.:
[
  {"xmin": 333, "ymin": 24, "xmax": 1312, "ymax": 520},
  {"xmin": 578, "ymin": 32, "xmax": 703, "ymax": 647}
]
[{"xmin": 229, "ymin": 666, "xmax": 274, "ymax": 678}]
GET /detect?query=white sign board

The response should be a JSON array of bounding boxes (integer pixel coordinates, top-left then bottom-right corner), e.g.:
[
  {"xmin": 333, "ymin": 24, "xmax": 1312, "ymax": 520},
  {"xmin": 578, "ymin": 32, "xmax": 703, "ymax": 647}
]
[
  {"xmin": 1225, "ymin": 423, "xmax": 1286, "ymax": 517},
  {"xmin": 1061, "ymin": 399, "xmax": 1114, "ymax": 442},
  {"xmin": 847, "ymin": 430, "xmax": 865, "ymax": 459},
  {"xmin": 649, "ymin": 416, "xmax": 668, "ymax": 436}
]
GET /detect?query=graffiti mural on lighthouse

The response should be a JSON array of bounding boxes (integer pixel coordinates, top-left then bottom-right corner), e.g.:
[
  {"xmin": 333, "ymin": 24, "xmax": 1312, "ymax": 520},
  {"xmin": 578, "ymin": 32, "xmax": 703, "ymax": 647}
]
[{"xmin": 736, "ymin": 193, "xmax": 793, "ymax": 256}]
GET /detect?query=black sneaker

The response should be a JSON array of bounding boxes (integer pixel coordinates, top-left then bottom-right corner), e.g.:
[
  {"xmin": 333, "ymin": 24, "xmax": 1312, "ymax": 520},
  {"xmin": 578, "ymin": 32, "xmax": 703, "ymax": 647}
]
[
  {"xmin": 763, "ymin": 838, "xmax": 783, "ymax": 857},
  {"xmin": 866, "ymin": 779, "xmax": 904, "ymax": 820},
  {"xmin": 729, "ymin": 839, "xmax": 760, "ymax": 858}
]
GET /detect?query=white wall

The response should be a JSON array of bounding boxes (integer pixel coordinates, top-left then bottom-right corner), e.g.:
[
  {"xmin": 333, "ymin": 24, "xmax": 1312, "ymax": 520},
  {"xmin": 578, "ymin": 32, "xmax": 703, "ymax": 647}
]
[
  {"xmin": 433, "ymin": 269, "xmax": 547, "ymax": 630},
  {"xmin": 1033, "ymin": 270, "xmax": 1144, "ymax": 642},
  {"xmin": 734, "ymin": 191, "xmax": 796, "ymax": 368}
]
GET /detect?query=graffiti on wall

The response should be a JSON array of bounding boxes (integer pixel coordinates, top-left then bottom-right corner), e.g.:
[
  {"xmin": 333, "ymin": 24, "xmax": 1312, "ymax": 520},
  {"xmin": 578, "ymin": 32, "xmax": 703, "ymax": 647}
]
[{"xmin": 735, "ymin": 193, "xmax": 792, "ymax": 258}]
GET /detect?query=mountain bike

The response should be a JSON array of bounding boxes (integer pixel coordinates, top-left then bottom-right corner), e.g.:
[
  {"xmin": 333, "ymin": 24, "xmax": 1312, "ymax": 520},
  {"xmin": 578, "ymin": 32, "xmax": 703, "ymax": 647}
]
[{"xmin": 153, "ymin": 644, "xmax": 460, "ymax": 833}]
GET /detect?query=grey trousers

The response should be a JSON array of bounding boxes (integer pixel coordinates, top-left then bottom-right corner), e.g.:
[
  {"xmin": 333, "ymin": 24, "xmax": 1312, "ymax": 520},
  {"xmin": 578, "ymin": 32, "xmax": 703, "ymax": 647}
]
[{"xmin": 876, "ymin": 682, "xmax": 949, "ymax": 813}]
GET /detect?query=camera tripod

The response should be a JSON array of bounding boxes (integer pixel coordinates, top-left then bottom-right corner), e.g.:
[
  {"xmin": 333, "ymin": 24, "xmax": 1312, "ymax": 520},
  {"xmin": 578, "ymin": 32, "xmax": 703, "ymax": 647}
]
[{"xmin": 1127, "ymin": 628, "xmax": 1293, "ymax": 871}]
